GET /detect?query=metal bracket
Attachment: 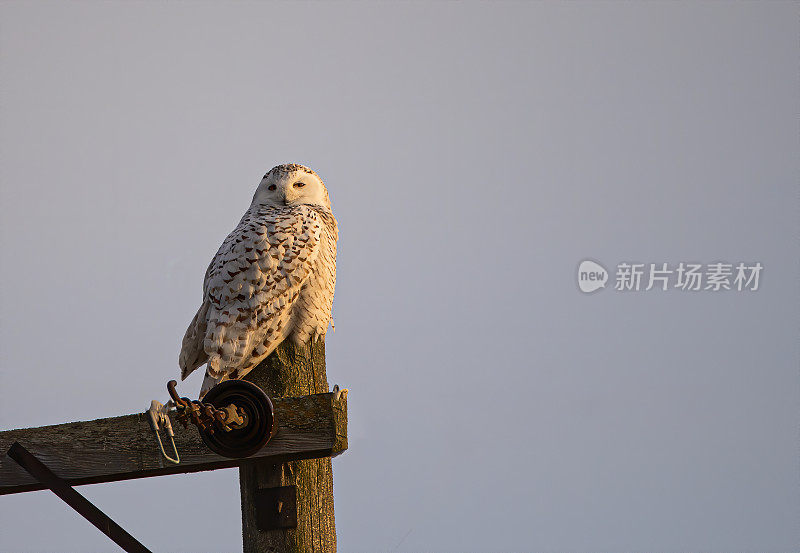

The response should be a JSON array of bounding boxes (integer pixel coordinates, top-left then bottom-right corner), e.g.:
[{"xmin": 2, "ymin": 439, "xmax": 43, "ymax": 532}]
[
  {"xmin": 147, "ymin": 400, "xmax": 180, "ymax": 464},
  {"xmin": 254, "ymin": 485, "xmax": 297, "ymax": 531}
]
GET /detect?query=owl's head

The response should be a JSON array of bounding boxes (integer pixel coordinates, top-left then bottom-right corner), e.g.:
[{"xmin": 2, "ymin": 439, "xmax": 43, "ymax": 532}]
[{"xmin": 251, "ymin": 163, "xmax": 331, "ymax": 210}]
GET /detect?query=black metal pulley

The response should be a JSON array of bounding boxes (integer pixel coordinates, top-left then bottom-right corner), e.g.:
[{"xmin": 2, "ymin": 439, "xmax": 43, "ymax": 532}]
[{"xmin": 198, "ymin": 380, "xmax": 276, "ymax": 459}]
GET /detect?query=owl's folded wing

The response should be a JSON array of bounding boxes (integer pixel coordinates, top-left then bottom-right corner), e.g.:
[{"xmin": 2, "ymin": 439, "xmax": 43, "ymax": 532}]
[{"xmin": 179, "ymin": 206, "xmax": 323, "ymax": 381}]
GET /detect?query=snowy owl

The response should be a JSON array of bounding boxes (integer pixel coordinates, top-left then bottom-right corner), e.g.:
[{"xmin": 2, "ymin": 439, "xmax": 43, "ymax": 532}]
[{"xmin": 179, "ymin": 163, "xmax": 338, "ymax": 397}]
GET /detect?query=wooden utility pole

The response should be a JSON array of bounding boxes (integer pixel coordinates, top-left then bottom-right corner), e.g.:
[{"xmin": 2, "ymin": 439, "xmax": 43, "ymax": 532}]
[{"xmin": 240, "ymin": 338, "xmax": 342, "ymax": 552}]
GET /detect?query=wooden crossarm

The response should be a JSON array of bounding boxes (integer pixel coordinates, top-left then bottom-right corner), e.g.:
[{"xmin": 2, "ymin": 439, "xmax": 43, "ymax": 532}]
[{"xmin": 0, "ymin": 392, "xmax": 347, "ymax": 496}]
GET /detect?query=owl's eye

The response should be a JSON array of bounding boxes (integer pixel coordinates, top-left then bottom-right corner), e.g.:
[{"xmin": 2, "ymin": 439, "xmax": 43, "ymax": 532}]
[
  {"xmin": 294, "ymin": 182, "xmax": 306, "ymax": 188},
  {"xmin": 268, "ymin": 184, "xmax": 277, "ymax": 191}
]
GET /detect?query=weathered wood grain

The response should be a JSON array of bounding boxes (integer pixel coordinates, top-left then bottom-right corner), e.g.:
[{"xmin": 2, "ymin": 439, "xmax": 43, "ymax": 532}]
[
  {"xmin": 240, "ymin": 338, "xmax": 341, "ymax": 553},
  {"xmin": 0, "ymin": 392, "xmax": 347, "ymax": 496}
]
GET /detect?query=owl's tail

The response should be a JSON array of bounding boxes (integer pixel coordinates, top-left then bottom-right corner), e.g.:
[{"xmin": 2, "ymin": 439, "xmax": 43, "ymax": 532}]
[
  {"xmin": 199, "ymin": 369, "xmax": 221, "ymax": 399},
  {"xmin": 180, "ymin": 301, "xmax": 211, "ymax": 381}
]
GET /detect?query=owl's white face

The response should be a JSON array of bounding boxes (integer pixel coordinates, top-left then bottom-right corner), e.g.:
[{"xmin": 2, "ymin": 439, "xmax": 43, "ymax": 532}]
[{"xmin": 251, "ymin": 167, "xmax": 330, "ymax": 210}]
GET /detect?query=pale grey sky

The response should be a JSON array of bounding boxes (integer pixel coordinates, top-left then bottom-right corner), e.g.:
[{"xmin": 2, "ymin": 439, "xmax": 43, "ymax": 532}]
[{"xmin": 1, "ymin": 2, "xmax": 798, "ymax": 552}]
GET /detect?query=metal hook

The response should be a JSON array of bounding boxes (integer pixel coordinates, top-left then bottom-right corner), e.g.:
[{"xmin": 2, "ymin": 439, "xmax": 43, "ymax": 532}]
[{"xmin": 147, "ymin": 400, "xmax": 180, "ymax": 464}]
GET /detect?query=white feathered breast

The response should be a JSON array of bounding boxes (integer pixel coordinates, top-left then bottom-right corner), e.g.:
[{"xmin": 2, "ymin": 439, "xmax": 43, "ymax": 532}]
[{"xmin": 179, "ymin": 202, "xmax": 337, "ymax": 392}]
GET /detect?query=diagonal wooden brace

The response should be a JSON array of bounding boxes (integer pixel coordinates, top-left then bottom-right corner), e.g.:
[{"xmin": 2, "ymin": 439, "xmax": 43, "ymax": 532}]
[{"xmin": 7, "ymin": 442, "xmax": 153, "ymax": 553}]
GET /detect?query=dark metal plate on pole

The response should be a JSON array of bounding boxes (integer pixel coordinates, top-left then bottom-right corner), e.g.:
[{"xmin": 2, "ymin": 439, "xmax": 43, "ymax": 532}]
[
  {"xmin": 254, "ymin": 485, "xmax": 298, "ymax": 530},
  {"xmin": 200, "ymin": 379, "xmax": 276, "ymax": 458}
]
